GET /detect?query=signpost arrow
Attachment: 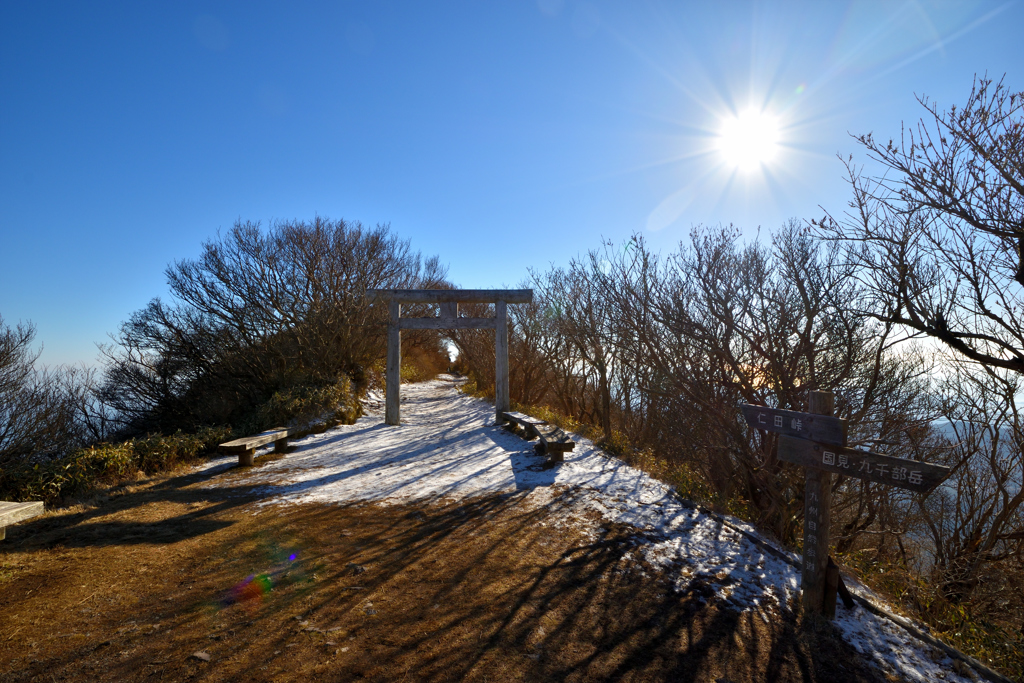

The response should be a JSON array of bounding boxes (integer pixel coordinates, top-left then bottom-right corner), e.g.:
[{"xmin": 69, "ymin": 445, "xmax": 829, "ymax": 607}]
[
  {"xmin": 777, "ymin": 436, "xmax": 951, "ymax": 495},
  {"xmin": 740, "ymin": 404, "xmax": 848, "ymax": 445}
]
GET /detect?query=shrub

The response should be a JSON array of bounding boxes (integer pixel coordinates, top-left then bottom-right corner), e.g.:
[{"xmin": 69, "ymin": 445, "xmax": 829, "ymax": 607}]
[
  {"xmin": 239, "ymin": 377, "xmax": 362, "ymax": 436},
  {"xmin": 0, "ymin": 373, "xmax": 362, "ymax": 506},
  {"xmin": 0, "ymin": 426, "xmax": 232, "ymax": 505},
  {"xmin": 513, "ymin": 402, "xmax": 588, "ymax": 438},
  {"xmin": 132, "ymin": 426, "xmax": 232, "ymax": 473},
  {"xmin": 837, "ymin": 550, "xmax": 1024, "ymax": 681},
  {"xmin": 457, "ymin": 376, "xmax": 489, "ymax": 402}
]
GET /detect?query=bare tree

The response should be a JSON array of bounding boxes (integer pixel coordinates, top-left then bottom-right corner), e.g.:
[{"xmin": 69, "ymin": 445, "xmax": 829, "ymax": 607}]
[
  {"xmin": 817, "ymin": 75, "xmax": 1024, "ymax": 373},
  {"xmin": 56, "ymin": 364, "xmax": 119, "ymax": 443},
  {"xmin": 571, "ymin": 225, "xmax": 939, "ymax": 545},
  {"xmin": 448, "ymin": 302, "xmax": 498, "ymax": 395},
  {"xmin": 815, "ymin": 76, "xmax": 1024, "ymax": 607},
  {"xmin": 507, "ymin": 293, "xmax": 557, "ymax": 408},
  {"xmin": 918, "ymin": 359, "xmax": 1024, "ymax": 602},
  {"xmin": 0, "ymin": 317, "xmax": 83, "ymax": 469},
  {"xmin": 533, "ymin": 260, "xmax": 620, "ymax": 439},
  {"xmin": 100, "ymin": 217, "xmax": 448, "ymax": 433}
]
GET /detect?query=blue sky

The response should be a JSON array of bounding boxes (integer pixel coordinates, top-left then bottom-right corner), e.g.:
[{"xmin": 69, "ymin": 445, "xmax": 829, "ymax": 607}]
[{"xmin": 1, "ymin": 1, "xmax": 1021, "ymax": 366}]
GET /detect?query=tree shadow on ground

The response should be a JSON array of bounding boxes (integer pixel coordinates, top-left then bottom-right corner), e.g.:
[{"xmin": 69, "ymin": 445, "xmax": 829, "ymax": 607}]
[
  {"xmin": 3, "ymin": 461, "xmax": 270, "ymax": 550},
  {"xmin": 1, "ymin": 479, "xmax": 885, "ymax": 683}
]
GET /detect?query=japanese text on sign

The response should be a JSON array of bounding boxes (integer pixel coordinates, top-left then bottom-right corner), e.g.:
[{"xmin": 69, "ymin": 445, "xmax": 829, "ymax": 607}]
[
  {"xmin": 777, "ymin": 434, "xmax": 951, "ymax": 494},
  {"xmin": 741, "ymin": 404, "xmax": 848, "ymax": 445}
]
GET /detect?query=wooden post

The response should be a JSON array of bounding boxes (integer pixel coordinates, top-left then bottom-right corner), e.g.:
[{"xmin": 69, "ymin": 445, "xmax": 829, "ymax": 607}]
[
  {"xmin": 495, "ymin": 299, "xmax": 509, "ymax": 424},
  {"xmin": 802, "ymin": 390, "xmax": 834, "ymax": 616},
  {"xmin": 385, "ymin": 299, "xmax": 401, "ymax": 426},
  {"xmin": 824, "ymin": 557, "xmax": 840, "ymax": 619},
  {"xmin": 240, "ymin": 448, "xmax": 255, "ymax": 467}
]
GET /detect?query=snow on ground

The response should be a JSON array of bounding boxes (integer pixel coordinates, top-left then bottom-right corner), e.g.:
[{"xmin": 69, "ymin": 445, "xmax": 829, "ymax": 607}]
[{"xmin": 201, "ymin": 376, "xmax": 971, "ymax": 682}]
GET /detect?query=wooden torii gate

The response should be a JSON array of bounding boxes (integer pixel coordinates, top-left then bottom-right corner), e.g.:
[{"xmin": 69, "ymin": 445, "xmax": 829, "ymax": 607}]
[{"xmin": 366, "ymin": 289, "xmax": 534, "ymax": 425}]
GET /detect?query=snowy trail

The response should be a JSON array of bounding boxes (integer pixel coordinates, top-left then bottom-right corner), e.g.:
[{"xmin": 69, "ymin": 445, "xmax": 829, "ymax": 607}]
[{"xmin": 201, "ymin": 376, "xmax": 973, "ymax": 682}]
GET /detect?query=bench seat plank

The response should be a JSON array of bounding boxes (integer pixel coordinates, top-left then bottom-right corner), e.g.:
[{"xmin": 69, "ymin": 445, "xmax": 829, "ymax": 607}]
[
  {"xmin": 502, "ymin": 411, "xmax": 547, "ymax": 426},
  {"xmin": 0, "ymin": 501, "xmax": 44, "ymax": 540},
  {"xmin": 501, "ymin": 411, "xmax": 547, "ymax": 440},
  {"xmin": 535, "ymin": 425, "xmax": 575, "ymax": 450},
  {"xmin": 219, "ymin": 428, "xmax": 290, "ymax": 454},
  {"xmin": 0, "ymin": 501, "xmax": 44, "ymax": 526}
]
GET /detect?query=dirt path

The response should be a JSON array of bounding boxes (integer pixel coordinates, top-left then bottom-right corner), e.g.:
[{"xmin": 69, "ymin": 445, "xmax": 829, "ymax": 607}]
[{"xmin": 0, "ymin": 464, "xmax": 887, "ymax": 683}]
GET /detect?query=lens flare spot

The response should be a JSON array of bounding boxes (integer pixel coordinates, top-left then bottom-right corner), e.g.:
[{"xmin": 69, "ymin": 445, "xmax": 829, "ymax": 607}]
[
  {"xmin": 230, "ymin": 573, "xmax": 273, "ymax": 605},
  {"xmin": 717, "ymin": 110, "xmax": 780, "ymax": 172}
]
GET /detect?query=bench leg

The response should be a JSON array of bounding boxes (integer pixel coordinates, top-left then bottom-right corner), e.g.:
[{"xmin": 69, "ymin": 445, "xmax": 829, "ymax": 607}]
[
  {"xmin": 0, "ymin": 526, "xmax": 5, "ymax": 541},
  {"xmin": 274, "ymin": 437, "xmax": 288, "ymax": 454},
  {"xmin": 239, "ymin": 448, "xmax": 255, "ymax": 467},
  {"xmin": 549, "ymin": 449, "xmax": 564, "ymax": 464}
]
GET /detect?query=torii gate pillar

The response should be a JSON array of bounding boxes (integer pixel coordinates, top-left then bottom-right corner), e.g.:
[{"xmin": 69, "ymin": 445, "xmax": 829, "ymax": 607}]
[{"xmin": 366, "ymin": 289, "xmax": 533, "ymax": 425}]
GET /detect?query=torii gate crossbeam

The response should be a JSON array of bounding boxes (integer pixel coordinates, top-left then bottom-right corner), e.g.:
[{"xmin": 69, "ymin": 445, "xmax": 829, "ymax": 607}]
[{"xmin": 366, "ymin": 289, "xmax": 533, "ymax": 425}]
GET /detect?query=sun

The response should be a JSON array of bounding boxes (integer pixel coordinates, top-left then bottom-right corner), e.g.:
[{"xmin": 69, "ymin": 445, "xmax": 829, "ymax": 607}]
[{"xmin": 717, "ymin": 110, "xmax": 780, "ymax": 172}]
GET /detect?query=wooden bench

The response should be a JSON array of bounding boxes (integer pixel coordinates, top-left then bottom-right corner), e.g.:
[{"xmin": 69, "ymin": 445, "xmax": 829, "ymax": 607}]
[
  {"xmin": 219, "ymin": 428, "xmax": 293, "ymax": 467},
  {"xmin": 501, "ymin": 411, "xmax": 575, "ymax": 463},
  {"xmin": 0, "ymin": 501, "xmax": 44, "ymax": 541},
  {"xmin": 533, "ymin": 424, "xmax": 576, "ymax": 463},
  {"xmin": 502, "ymin": 411, "xmax": 547, "ymax": 437}
]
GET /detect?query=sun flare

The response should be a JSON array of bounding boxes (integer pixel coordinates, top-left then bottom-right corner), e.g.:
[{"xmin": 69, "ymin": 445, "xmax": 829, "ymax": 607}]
[{"xmin": 717, "ymin": 110, "xmax": 780, "ymax": 172}]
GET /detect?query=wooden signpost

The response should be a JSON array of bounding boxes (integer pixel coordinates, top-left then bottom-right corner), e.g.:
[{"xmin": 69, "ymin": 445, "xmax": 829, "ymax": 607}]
[{"xmin": 741, "ymin": 392, "xmax": 951, "ymax": 618}]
